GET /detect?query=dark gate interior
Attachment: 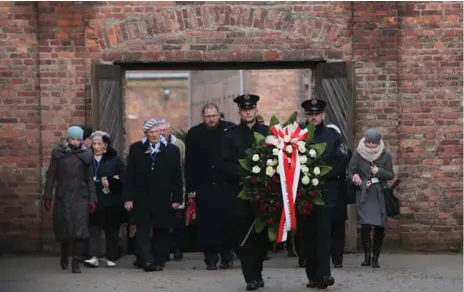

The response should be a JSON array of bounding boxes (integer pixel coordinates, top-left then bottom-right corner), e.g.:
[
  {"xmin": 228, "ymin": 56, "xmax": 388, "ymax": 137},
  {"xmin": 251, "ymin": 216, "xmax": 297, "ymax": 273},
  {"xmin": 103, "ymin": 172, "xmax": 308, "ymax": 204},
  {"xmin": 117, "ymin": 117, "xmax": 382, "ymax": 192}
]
[{"xmin": 91, "ymin": 61, "xmax": 356, "ymax": 253}]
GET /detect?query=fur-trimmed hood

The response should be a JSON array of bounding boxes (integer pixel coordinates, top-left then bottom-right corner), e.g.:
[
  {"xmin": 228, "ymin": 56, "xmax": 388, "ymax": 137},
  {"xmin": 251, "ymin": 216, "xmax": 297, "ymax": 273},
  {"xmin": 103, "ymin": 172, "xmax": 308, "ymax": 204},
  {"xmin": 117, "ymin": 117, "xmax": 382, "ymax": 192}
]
[{"xmin": 52, "ymin": 141, "xmax": 93, "ymax": 164}]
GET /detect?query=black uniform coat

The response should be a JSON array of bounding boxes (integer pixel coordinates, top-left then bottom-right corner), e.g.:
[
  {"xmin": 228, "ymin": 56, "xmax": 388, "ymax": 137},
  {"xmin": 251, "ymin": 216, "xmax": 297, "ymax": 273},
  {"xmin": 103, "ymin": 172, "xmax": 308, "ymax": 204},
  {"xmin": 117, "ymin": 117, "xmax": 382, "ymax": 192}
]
[
  {"xmin": 184, "ymin": 120, "xmax": 235, "ymax": 246},
  {"xmin": 124, "ymin": 140, "xmax": 183, "ymax": 229},
  {"xmin": 43, "ymin": 142, "xmax": 97, "ymax": 241},
  {"xmin": 220, "ymin": 121, "xmax": 269, "ymax": 219},
  {"xmin": 324, "ymin": 128, "xmax": 353, "ymax": 222},
  {"xmin": 89, "ymin": 146, "xmax": 126, "ymax": 227},
  {"xmin": 310, "ymin": 122, "xmax": 344, "ymax": 207}
]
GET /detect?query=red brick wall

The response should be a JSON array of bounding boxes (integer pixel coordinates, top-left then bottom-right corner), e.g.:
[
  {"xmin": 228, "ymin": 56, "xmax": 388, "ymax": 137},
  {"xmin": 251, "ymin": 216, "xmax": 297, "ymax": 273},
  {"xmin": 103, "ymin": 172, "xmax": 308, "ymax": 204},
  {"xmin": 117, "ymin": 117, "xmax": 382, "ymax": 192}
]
[
  {"xmin": 0, "ymin": 1, "xmax": 462, "ymax": 252},
  {"xmin": 125, "ymin": 77, "xmax": 189, "ymax": 145},
  {"xmin": 0, "ymin": 1, "xmax": 42, "ymax": 251},
  {"xmin": 245, "ymin": 70, "xmax": 302, "ymax": 125}
]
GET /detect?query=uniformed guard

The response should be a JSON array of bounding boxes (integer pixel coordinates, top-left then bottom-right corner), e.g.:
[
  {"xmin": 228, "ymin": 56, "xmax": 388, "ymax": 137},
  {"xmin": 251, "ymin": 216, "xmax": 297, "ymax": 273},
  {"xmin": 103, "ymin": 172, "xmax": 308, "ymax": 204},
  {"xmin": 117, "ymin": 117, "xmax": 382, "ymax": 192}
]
[
  {"xmin": 297, "ymin": 98, "xmax": 344, "ymax": 289},
  {"xmin": 326, "ymin": 124, "xmax": 353, "ymax": 269},
  {"xmin": 220, "ymin": 94, "xmax": 269, "ymax": 291}
]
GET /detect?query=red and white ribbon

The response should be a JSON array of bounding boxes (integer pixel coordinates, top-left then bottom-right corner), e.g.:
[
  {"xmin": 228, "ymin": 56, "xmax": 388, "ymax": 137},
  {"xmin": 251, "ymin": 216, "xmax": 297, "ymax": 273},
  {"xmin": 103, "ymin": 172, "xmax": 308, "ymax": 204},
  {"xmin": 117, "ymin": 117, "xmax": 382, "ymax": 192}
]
[{"xmin": 265, "ymin": 122, "xmax": 308, "ymax": 243}]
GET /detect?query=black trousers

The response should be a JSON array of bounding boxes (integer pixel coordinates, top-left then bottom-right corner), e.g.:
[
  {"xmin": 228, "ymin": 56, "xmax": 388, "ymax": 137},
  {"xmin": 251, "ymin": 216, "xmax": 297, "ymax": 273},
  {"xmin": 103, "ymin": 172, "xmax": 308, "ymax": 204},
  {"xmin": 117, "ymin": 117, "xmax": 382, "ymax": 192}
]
[
  {"xmin": 330, "ymin": 220, "xmax": 345, "ymax": 265},
  {"xmin": 203, "ymin": 219, "xmax": 236, "ymax": 264},
  {"xmin": 237, "ymin": 218, "xmax": 268, "ymax": 284},
  {"xmin": 170, "ymin": 210, "xmax": 185, "ymax": 253},
  {"xmin": 88, "ymin": 207, "xmax": 123, "ymax": 261},
  {"xmin": 136, "ymin": 223, "xmax": 171, "ymax": 266},
  {"xmin": 304, "ymin": 207, "xmax": 332, "ymax": 281}
]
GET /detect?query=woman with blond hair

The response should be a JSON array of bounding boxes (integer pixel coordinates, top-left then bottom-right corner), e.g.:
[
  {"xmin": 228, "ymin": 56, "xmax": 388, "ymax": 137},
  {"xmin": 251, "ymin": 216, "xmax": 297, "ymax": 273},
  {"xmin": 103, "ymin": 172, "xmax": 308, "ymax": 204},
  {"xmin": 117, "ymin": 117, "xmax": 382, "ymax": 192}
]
[{"xmin": 347, "ymin": 128, "xmax": 394, "ymax": 268}]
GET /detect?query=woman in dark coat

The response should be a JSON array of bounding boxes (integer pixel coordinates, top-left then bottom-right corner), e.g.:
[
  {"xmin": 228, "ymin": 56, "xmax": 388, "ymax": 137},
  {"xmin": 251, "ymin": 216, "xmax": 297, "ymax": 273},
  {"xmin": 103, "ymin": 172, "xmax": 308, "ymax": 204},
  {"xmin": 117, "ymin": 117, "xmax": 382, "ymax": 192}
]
[
  {"xmin": 124, "ymin": 119, "xmax": 183, "ymax": 272},
  {"xmin": 84, "ymin": 131, "xmax": 125, "ymax": 268},
  {"xmin": 347, "ymin": 128, "xmax": 394, "ymax": 269},
  {"xmin": 43, "ymin": 126, "xmax": 97, "ymax": 273}
]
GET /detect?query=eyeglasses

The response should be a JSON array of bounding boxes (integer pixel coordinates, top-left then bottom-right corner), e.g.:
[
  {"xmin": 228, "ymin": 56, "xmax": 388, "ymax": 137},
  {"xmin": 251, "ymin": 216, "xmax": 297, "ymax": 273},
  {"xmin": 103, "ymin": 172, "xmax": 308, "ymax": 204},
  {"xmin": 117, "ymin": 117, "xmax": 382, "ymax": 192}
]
[{"xmin": 203, "ymin": 115, "xmax": 219, "ymax": 119}]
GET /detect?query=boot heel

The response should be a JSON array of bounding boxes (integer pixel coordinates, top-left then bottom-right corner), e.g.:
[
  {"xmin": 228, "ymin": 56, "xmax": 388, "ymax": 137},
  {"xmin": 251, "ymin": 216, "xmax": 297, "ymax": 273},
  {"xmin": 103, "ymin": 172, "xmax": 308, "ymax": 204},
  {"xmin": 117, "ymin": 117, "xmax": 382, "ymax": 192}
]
[{"xmin": 361, "ymin": 257, "xmax": 371, "ymax": 267}]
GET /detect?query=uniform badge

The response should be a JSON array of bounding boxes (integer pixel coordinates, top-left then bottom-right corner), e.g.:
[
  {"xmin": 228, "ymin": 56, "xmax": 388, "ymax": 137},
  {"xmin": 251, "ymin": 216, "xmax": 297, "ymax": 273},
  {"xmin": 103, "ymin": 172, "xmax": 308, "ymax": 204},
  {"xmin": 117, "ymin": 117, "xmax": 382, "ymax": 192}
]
[
  {"xmin": 244, "ymin": 94, "xmax": 250, "ymax": 100},
  {"xmin": 340, "ymin": 143, "xmax": 348, "ymax": 155},
  {"xmin": 311, "ymin": 99, "xmax": 317, "ymax": 105}
]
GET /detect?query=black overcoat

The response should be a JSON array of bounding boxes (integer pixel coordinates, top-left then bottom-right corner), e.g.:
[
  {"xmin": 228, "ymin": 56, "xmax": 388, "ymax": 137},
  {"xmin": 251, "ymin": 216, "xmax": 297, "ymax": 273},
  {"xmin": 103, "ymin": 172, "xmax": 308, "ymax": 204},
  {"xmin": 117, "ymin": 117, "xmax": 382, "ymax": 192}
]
[
  {"xmin": 184, "ymin": 120, "xmax": 235, "ymax": 246},
  {"xmin": 124, "ymin": 140, "xmax": 183, "ymax": 229},
  {"xmin": 43, "ymin": 142, "xmax": 97, "ymax": 241}
]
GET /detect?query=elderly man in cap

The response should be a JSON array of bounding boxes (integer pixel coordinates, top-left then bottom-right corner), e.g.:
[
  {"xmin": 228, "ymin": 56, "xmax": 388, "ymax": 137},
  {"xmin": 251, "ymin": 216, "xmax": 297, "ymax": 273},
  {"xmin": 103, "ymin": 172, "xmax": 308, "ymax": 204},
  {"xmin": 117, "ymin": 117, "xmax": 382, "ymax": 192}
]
[
  {"xmin": 220, "ymin": 94, "xmax": 269, "ymax": 291},
  {"xmin": 184, "ymin": 103, "xmax": 236, "ymax": 270},
  {"xmin": 297, "ymin": 99, "xmax": 345, "ymax": 289},
  {"xmin": 159, "ymin": 118, "xmax": 186, "ymax": 260},
  {"xmin": 124, "ymin": 119, "xmax": 183, "ymax": 272}
]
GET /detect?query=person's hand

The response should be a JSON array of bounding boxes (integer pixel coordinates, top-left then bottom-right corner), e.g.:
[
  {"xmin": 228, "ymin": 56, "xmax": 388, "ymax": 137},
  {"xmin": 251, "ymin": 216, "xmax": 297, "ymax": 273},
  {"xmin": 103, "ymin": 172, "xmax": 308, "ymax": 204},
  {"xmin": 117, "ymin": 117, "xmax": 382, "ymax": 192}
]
[
  {"xmin": 366, "ymin": 181, "xmax": 372, "ymax": 189},
  {"xmin": 102, "ymin": 177, "xmax": 109, "ymax": 189},
  {"xmin": 172, "ymin": 203, "xmax": 180, "ymax": 209},
  {"xmin": 370, "ymin": 165, "xmax": 379, "ymax": 175},
  {"xmin": 43, "ymin": 200, "xmax": 52, "ymax": 212},
  {"xmin": 352, "ymin": 174, "xmax": 362, "ymax": 186},
  {"xmin": 187, "ymin": 192, "xmax": 196, "ymax": 199},
  {"xmin": 89, "ymin": 202, "xmax": 97, "ymax": 214},
  {"xmin": 124, "ymin": 201, "xmax": 133, "ymax": 211}
]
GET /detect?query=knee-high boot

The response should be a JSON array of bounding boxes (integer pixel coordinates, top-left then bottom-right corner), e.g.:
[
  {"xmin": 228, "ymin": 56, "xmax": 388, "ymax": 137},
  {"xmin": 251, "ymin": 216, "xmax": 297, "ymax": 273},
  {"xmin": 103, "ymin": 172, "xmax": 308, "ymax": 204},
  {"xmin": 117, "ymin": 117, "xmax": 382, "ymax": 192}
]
[
  {"xmin": 60, "ymin": 241, "xmax": 69, "ymax": 270},
  {"xmin": 71, "ymin": 239, "xmax": 83, "ymax": 274},
  {"xmin": 360, "ymin": 225, "xmax": 371, "ymax": 267},
  {"xmin": 372, "ymin": 227, "xmax": 385, "ymax": 268}
]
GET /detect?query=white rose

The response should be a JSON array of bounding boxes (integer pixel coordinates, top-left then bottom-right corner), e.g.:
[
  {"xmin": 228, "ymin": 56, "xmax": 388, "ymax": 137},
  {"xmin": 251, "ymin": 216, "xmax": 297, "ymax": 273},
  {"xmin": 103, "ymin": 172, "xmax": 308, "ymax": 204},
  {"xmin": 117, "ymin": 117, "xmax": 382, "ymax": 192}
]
[
  {"xmin": 311, "ymin": 178, "xmax": 319, "ymax": 186},
  {"xmin": 265, "ymin": 166, "xmax": 275, "ymax": 177},
  {"xmin": 273, "ymin": 159, "xmax": 278, "ymax": 166},
  {"xmin": 301, "ymin": 166, "xmax": 309, "ymax": 174},
  {"xmin": 285, "ymin": 144, "xmax": 293, "ymax": 154},
  {"xmin": 299, "ymin": 155, "xmax": 307, "ymax": 164},
  {"xmin": 301, "ymin": 175, "xmax": 310, "ymax": 185},
  {"xmin": 266, "ymin": 159, "xmax": 274, "ymax": 166},
  {"xmin": 276, "ymin": 166, "xmax": 280, "ymax": 174},
  {"xmin": 272, "ymin": 148, "xmax": 279, "ymax": 156},
  {"xmin": 313, "ymin": 167, "xmax": 321, "ymax": 176},
  {"xmin": 252, "ymin": 154, "xmax": 260, "ymax": 162},
  {"xmin": 309, "ymin": 149, "xmax": 317, "ymax": 158},
  {"xmin": 252, "ymin": 166, "xmax": 261, "ymax": 174},
  {"xmin": 284, "ymin": 135, "xmax": 291, "ymax": 143},
  {"xmin": 298, "ymin": 145, "xmax": 306, "ymax": 153}
]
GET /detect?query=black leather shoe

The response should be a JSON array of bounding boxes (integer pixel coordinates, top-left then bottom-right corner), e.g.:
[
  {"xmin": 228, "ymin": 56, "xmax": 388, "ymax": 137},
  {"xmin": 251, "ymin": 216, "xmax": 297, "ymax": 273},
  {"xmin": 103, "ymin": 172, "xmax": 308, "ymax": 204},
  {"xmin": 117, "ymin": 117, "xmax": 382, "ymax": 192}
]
[
  {"xmin": 333, "ymin": 264, "xmax": 343, "ymax": 269},
  {"xmin": 257, "ymin": 280, "xmax": 264, "ymax": 288},
  {"xmin": 133, "ymin": 259, "xmax": 145, "ymax": 269},
  {"xmin": 371, "ymin": 258, "xmax": 380, "ymax": 268},
  {"xmin": 143, "ymin": 263, "xmax": 163, "ymax": 272},
  {"xmin": 206, "ymin": 264, "xmax": 217, "ymax": 270},
  {"xmin": 246, "ymin": 281, "xmax": 259, "ymax": 291},
  {"xmin": 219, "ymin": 261, "xmax": 233, "ymax": 269},
  {"xmin": 306, "ymin": 280, "xmax": 317, "ymax": 288},
  {"xmin": 315, "ymin": 276, "xmax": 334, "ymax": 289},
  {"xmin": 173, "ymin": 250, "xmax": 183, "ymax": 260}
]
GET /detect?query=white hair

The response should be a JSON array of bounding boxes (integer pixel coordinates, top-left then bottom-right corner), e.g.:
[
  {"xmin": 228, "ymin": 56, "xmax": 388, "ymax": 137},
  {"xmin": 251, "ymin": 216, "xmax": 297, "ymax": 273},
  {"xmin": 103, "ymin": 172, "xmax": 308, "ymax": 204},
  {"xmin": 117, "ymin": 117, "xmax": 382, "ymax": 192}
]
[
  {"xmin": 158, "ymin": 119, "xmax": 170, "ymax": 127},
  {"xmin": 326, "ymin": 124, "xmax": 341, "ymax": 135},
  {"xmin": 90, "ymin": 130, "xmax": 110, "ymax": 141}
]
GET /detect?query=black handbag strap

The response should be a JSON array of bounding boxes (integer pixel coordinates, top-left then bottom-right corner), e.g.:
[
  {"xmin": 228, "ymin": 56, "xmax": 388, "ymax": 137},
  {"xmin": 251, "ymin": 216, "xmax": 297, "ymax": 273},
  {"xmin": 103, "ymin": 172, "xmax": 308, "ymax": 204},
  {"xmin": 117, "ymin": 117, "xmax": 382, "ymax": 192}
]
[{"xmin": 390, "ymin": 179, "xmax": 401, "ymax": 190}]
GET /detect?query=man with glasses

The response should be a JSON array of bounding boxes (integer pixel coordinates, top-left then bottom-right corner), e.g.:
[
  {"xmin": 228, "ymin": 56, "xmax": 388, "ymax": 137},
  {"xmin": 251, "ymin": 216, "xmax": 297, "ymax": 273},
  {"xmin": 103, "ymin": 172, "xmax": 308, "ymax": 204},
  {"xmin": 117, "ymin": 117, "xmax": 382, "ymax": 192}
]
[{"xmin": 184, "ymin": 103, "xmax": 236, "ymax": 270}]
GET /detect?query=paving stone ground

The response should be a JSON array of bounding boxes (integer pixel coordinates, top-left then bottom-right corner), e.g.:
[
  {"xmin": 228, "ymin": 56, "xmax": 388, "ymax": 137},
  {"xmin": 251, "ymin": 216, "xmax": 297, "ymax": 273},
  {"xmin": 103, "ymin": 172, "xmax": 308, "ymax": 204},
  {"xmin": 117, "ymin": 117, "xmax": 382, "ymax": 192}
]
[{"xmin": 0, "ymin": 252, "xmax": 462, "ymax": 292}]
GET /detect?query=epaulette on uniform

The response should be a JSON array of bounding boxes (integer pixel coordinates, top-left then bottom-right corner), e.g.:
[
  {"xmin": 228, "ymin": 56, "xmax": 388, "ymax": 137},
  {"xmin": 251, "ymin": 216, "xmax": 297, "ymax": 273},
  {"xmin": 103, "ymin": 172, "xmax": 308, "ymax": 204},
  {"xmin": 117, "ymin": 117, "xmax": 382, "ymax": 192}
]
[{"xmin": 224, "ymin": 124, "xmax": 237, "ymax": 132}]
